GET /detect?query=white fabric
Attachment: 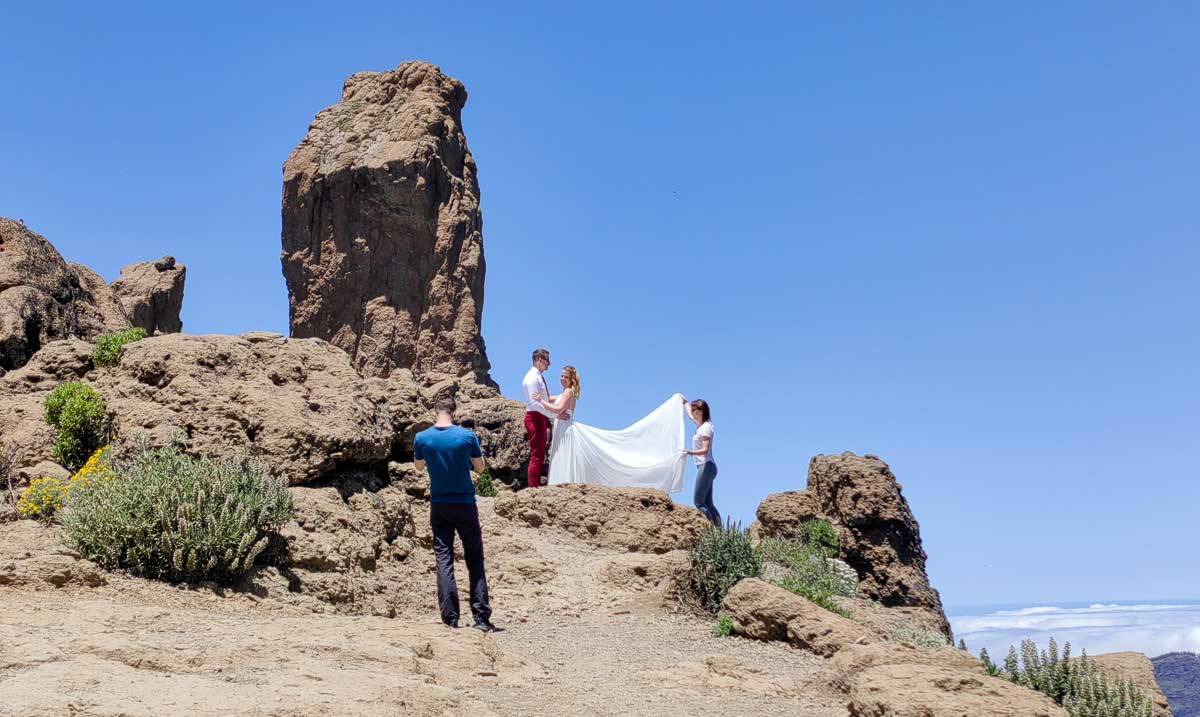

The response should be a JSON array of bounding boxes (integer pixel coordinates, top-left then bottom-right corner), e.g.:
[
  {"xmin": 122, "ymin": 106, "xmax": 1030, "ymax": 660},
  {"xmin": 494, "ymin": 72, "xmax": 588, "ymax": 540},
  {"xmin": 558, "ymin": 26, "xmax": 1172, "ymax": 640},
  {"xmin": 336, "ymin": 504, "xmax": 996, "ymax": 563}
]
[
  {"xmin": 548, "ymin": 394, "xmax": 687, "ymax": 494},
  {"xmin": 692, "ymin": 421, "xmax": 714, "ymax": 466},
  {"xmin": 522, "ymin": 366, "xmax": 555, "ymax": 418}
]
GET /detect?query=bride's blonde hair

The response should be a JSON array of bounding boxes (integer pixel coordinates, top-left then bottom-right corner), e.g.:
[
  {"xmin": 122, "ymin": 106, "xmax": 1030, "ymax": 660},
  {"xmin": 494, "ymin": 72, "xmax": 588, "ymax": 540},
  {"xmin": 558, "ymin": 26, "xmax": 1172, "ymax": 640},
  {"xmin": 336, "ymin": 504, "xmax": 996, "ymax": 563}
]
[{"xmin": 562, "ymin": 365, "xmax": 581, "ymax": 400}]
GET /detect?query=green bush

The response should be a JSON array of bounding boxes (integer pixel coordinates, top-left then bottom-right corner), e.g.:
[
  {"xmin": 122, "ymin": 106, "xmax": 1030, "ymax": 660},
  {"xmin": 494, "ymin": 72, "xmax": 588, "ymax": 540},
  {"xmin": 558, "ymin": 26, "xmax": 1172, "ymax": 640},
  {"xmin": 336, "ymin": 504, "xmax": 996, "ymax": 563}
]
[
  {"xmin": 712, "ymin": 613, "xmax": 733, "ymax": 637},
  {"xmin": 688, "ymin": 521, "xmax": 762, "ymax": 613},
  {"xmin": 44, "ymin": 382, "xmax": 107, "ymax": 471},
  {"xmin": 989, "ymin": 638, "xmax": 1155, "ymax": 717},
  {"xmin": 888, "ymin": 620, "xmax": 951, "ymax": 650},
  {"xmin": 475, "ymin": 469, "xmax": 497, "ymax": 497},
  {"xmin": 93, "ymin": 327, "xmax": 148, "ymax": 367},
  {"xmin": 803, "ymin": 519, "xmax": 840, "ymax": 557},
  {"xmin": 758, "ymin": 537, "xmax": 855, "ymax": 617},
  {"xmin": 61, "ymin": 444, "xmax": 293, "ymax": 584}
]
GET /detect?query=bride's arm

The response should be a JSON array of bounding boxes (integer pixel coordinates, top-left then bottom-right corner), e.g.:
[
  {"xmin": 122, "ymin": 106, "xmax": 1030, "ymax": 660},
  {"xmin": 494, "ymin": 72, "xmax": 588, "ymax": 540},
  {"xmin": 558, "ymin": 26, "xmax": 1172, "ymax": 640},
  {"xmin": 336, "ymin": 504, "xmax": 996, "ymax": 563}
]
[{"xmin": 538, "ymin": 390, "xmax": 574, "ymax": 415}]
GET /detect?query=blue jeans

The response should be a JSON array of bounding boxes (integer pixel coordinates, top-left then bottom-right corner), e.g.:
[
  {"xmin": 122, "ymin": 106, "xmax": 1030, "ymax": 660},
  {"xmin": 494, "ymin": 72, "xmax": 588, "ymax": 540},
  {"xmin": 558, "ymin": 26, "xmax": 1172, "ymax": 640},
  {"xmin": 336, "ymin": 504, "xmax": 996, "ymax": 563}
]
[{"xmin": 693, "ymin": 461, "xmax": 721, "ymax": 527}]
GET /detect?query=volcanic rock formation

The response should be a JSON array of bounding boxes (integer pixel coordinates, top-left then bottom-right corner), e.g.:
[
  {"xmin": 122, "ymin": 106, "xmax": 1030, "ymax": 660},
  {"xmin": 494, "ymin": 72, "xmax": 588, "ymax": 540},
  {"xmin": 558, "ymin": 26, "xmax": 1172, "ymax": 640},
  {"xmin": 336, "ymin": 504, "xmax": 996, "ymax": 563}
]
[
  {"xmin": 281, "ymin": 61, "xmax": 492, "ymax": 385},
  {"xmin": 0, "ymin": 218, "xmax": 185, "ymax": 373},
  {"xmin": 756, "ymin": 452, "xmax": 951, "ymax": 638}
]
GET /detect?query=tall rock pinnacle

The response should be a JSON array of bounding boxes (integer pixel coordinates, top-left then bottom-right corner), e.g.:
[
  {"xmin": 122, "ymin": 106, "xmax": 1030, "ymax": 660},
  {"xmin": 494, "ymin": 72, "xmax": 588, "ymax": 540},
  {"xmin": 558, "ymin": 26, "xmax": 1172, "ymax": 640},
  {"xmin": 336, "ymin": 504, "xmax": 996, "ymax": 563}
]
[{"xmin": 281, "ymin": 61, "xmax": 493, "ymax": 385}]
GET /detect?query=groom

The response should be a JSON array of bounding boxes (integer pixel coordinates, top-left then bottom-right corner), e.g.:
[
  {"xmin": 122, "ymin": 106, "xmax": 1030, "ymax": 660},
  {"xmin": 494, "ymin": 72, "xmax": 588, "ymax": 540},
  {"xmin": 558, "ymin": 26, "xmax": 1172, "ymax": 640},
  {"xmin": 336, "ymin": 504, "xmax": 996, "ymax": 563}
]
[{"xmin": 522, "ymin": 348, "xmax": 555, "ymax": 488}]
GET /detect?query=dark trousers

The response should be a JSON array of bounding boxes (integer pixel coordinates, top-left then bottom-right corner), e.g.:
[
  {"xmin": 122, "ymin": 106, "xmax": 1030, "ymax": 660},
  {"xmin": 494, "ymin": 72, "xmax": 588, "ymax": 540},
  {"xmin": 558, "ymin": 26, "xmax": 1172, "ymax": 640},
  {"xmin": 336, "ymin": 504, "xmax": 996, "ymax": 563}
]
[
  {"xmin": 694, "ymin": 461, "xmax": 721, "ymax": 527},
  {"xmin": 524, "ymin": 411, "xmax": 549, "ymax": 488},
  {"xmin": 430, "ymin": 502, "xmax": 491, "ymax": 626}
]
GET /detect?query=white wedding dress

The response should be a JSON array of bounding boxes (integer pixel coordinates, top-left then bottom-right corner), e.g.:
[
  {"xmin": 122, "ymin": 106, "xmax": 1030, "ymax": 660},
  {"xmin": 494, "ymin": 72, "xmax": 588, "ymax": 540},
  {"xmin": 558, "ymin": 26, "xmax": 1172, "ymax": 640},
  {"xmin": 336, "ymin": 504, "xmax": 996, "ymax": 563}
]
[{"xmin": 547, "ymin": 393, "xmax": 688, "ymax": 493}]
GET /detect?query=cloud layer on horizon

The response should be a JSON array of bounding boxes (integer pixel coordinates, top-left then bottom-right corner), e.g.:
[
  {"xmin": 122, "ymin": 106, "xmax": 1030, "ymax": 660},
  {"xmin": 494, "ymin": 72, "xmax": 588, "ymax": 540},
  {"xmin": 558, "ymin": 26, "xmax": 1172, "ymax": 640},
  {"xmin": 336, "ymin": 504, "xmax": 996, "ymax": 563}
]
[{"xmin": 951, "ymin": 603, "xmax": 1200, "ymax": 659}]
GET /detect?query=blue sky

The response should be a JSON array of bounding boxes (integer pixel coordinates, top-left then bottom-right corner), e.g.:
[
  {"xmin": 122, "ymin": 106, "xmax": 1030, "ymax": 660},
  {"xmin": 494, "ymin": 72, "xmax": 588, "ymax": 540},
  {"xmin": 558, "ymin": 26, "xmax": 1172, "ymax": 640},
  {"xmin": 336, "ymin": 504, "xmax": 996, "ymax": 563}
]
[{"xmin": 1, "ymin": 2, "xmax": 1196, "ymax": 610}]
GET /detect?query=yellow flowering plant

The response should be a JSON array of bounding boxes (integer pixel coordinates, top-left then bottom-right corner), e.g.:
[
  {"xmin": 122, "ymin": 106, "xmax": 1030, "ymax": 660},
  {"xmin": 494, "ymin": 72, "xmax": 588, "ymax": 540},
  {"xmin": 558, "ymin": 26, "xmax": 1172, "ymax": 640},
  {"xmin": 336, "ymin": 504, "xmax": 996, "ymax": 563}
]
[{"xmin": 17, "ymin": 476, "xmax": 68, "ymax": 520}]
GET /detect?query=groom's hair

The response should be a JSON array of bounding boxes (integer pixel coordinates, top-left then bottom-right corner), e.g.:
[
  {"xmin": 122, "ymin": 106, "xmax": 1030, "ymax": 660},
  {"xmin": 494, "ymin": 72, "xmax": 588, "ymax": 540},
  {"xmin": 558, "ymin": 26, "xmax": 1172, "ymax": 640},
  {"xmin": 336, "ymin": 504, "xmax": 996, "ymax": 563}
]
[
  {"xmin": 532, "ymin": 348, "xmax": 550, "ymax": 363},
  {"xmin": 434, "ymin": 397, "xmax": 457, "ymax": 415}
]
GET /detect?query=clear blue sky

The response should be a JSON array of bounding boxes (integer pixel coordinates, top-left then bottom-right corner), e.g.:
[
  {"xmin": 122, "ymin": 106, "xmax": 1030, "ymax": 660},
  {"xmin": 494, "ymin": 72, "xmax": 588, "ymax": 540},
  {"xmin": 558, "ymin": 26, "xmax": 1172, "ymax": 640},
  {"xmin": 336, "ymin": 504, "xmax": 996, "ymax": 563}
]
[{"xmin": 2, "ymin": 2, "xmax": 1196, "ymax": 607}]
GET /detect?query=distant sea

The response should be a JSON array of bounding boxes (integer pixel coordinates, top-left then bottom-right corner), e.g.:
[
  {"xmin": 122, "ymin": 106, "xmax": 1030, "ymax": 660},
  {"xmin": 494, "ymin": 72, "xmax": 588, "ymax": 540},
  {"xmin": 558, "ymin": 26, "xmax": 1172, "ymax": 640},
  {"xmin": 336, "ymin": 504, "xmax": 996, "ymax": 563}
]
[{"xmin": 948, "ymin": 600, "xmax": 1200, "ymax": 659}]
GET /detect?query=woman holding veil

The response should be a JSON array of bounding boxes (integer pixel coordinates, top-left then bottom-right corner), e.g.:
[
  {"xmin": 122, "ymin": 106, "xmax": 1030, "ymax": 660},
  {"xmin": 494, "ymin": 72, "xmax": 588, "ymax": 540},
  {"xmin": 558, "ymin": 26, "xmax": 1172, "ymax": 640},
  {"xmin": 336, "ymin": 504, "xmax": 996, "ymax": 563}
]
[{"xmin": 536, "ymin": 366, "xmax": 687, "ymax": 493}]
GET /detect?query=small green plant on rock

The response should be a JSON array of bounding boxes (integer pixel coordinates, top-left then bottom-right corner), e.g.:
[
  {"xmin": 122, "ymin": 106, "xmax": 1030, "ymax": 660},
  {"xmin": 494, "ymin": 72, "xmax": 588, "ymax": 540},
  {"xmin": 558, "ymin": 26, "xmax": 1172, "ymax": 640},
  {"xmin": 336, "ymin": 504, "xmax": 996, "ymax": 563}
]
[
  {"xmin": 93, "ymin": 327, "xmax": 148, "ymax": 367},
  {"xmin": 44, "ymin": 382, "xmax": 107, "ymax": 472},
  {"xmin": 802, "ymin": 518, "xmax": 840, "ymax": 557},
  {"xmin": 475, "ymin": 469, "xmax": 497, "ymax": 498},
  {"xmin": 61, "ymin": 444, "xmax": 293, "ymax": 584},
  {"xmin": 712, "ymin": 613, "xmax": 734, "ymax": 637},
  {"xmin": 688, "ymin": 521, "xmax": 762, "ymax": 613}
]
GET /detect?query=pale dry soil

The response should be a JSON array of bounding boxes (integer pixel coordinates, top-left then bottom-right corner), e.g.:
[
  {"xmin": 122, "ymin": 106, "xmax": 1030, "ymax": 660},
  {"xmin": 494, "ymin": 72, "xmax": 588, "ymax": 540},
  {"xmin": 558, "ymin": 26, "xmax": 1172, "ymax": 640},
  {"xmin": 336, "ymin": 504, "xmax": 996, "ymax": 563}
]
[{"xmin": 0, "ymin": 498, "xmax": 845, "ymax": 716}]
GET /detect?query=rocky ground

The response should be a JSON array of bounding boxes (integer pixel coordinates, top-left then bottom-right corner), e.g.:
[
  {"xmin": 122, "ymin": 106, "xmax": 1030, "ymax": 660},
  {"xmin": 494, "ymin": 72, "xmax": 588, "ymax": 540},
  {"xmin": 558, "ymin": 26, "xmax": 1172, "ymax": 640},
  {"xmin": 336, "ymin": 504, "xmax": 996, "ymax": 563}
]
[{"xmin": 1, "ymin": 495, "xmax": 844, "ymax": 717}]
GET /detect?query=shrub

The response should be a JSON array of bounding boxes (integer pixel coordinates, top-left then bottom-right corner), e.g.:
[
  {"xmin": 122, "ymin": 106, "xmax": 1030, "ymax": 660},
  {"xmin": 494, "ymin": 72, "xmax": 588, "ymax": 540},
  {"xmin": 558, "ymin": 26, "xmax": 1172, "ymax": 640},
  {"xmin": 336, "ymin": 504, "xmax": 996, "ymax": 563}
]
[
  {"xmin": 688, "ymin": 521, "xmax": 762, "ymax": 613},
  {"xmin": 757, "ymin": 537, "xmax": 855, "ymax": 617},
  {"xmin": 888, "ymin": 620, "xmax": 951, "ymax": 650},
  {"xmin": 712, "ymin": 613, "xmax": 734, "ymax": 637},
  {"xmin": 61, "ymin": 444, "xmax": 293, "ymax": 584},
  {"xmin": 990, "ymin": 639, "xmax": 1156, "ymax": 717},
  {"xmin": 93, "ymin": 327, "xmax": 147, "ymax": 367},
  {"xmin": 475, "ymin": 469, "xmax": 497, "ymax": 497},
  {"xmin": 988, "ymin": 642, "xmax": 1156, "ymax": 714},
  {"xmin": 17, "ymin": 476, "xmax": 68, "ymax": 519},
  {"xmin": 44, "ymin": 382, "xmax": 107, "ymax": 472},
  {"xmin": 803, "ymin": 519, "xmax": 840, "ymax": 557}
]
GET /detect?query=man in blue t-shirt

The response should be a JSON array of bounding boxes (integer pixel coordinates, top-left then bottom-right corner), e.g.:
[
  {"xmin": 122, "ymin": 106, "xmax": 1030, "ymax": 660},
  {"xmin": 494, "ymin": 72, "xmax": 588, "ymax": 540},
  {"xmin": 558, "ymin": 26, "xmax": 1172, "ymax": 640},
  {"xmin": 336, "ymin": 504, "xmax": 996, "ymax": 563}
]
[{"xmin": 413, "ymin": 397, "xmax": 495, "ymax": 632}]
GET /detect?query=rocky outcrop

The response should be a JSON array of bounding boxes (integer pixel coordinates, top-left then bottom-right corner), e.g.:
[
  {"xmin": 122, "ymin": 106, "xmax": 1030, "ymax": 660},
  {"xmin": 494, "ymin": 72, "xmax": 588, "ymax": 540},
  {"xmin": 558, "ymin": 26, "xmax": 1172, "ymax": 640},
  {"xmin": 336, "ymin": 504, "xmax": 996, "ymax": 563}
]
[
  {"xmin": 493, "ymin": 484, "xmax": 711, "ymax": 554},
  {"xmin": 757, "ymin": 452, "xmax": 951, "ymax": 639},
  {"xmin": 755, "ymin": 490, "xmax": 821, "ymax": 538},
  {"xmin": 807, "ymin": 453, "xmax": 950, "ymax": 637},
  {"xmin": 110, "ymin": 256, "xmax": 186, "ymax": 335},
  {"xmin": 1091, "ymin": 652, "xmax": 1172, "ymax": 717},
  {"xmin": 281, "ymin": 61, "xmax": 492, "ymax": 385},
  {"xmin": 0, "ymin": 218, "xmax": 185, "ymax": 373},
  {"xmin": 0, "ymin": 334, "xmax": 392, "ymax": 484}
]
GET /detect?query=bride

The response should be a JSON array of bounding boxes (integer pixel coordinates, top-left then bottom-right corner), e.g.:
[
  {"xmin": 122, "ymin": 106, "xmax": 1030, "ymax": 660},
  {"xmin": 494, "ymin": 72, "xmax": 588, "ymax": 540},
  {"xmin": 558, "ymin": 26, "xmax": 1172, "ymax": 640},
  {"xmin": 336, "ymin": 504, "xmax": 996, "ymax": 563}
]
[{"xmin": 535, "ymin": 366, "xmax": 687, "ymax": 493}]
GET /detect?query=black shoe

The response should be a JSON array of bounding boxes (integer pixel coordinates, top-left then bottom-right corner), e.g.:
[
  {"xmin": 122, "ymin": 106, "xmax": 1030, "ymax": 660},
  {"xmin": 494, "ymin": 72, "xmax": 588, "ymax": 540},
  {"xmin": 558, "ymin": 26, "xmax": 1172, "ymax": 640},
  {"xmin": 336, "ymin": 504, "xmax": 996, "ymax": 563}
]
[
  {"xmin": 444, "ymin": 619, "xmax": 459, "ymax": 629},
  {"xmin": 471, "ymin": 620, "xmax": 497, "ymax": 633}
]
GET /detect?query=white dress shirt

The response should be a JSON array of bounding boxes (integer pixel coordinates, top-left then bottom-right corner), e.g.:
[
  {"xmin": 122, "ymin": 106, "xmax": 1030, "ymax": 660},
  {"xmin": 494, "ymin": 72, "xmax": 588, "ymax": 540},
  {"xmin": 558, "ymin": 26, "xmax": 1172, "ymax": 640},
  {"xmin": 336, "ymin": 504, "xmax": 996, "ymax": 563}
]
[{"xmin": 523, "ymin": 366, "xmax": 555, "ymax": 418}]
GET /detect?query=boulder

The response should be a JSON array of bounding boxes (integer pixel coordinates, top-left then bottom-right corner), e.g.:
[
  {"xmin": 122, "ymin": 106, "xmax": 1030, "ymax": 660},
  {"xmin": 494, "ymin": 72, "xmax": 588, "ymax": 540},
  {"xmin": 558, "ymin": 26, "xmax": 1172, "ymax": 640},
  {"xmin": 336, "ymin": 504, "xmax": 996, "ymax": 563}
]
[
  {"xmin": 755, "ymin": 490, "xmax": 822, "ymax": 540},
  {"xmin": 281, "ymin": 61, "xmax": 492, "ymax": 385},
  {"xmin": 847, "ymin": 663, "xmax": 1068, "ymax": 716},
  {"xmin": 0, "ymin": 334, "xmax": 393, "ymax": 484},
  {"xmin": 110, "ymin": 256, "xmax": 186, "ymax": 335},
  {"xmin": 14, "ymin": 460, "xmax": 70, "ymax": 485},
  {"xmin": 721, "ymin": 578, "xmax": 871, "ymax": 657},
  {"xmin": 1091, "ymin": 652, "xmax": 1172, "ymax": 717},
  {"xmin": 0, "ymin": 218, "xmax": 184, "ymax": 373},
  {"xmin": 807, "ymin": 452, "xmax": 951, "ymax": 637},
  {"xmin": 0, "ymin": 520, "xmax": 107, "ymax": 589},
  {"xmin": 493, "ymin": 484, "xmax": 710, "ymax": 554}
]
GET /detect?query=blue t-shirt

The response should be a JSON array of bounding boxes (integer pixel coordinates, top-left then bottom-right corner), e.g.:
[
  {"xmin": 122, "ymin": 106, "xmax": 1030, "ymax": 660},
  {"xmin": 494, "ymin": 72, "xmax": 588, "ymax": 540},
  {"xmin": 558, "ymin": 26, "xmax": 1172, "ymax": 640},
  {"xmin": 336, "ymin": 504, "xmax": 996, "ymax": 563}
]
[{"xmin": 413, "ymin": 425, "xmax": 482, "ymax": 504}]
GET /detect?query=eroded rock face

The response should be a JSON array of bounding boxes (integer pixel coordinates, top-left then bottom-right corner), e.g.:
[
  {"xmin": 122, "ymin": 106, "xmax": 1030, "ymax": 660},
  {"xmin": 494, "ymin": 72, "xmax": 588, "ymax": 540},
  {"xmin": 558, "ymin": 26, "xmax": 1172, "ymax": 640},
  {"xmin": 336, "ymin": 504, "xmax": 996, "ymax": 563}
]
[
  {"xmin": 0, "ymin": 334, "xmax": 393, "ymax": 484},
  {"xmin": 0, "ymin": 218, "xmax": 185, "ymax": 373},
  {"xmin": 282, "ymin": 61, "xmax": 492, "ymax": 385},
  {"xmin": 494, "ymin": 484, "xmax": 711, "ymax": 554},
  {"xmin": 755, "ymin": 490, "xmax": 821, "ymax": 539},
  {"xmin": 110, "ymin": 256, "xmax": 186, "ymax": 335},
  {"xmin": 846, "ymin": 663, "xmax": 1068, "ymax": 717},
  {"xmin": 807, "ymin": 452, "xmax": 951, "ymax": 638}
]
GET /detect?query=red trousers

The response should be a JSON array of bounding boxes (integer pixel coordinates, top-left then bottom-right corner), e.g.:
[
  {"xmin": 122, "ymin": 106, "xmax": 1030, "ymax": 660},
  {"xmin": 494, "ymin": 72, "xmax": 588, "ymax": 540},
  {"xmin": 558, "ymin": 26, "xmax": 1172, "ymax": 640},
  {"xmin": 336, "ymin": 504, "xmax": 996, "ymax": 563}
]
[{"xmin": 524, "ymin": 411, "xmax": 549, "ymax": 488}]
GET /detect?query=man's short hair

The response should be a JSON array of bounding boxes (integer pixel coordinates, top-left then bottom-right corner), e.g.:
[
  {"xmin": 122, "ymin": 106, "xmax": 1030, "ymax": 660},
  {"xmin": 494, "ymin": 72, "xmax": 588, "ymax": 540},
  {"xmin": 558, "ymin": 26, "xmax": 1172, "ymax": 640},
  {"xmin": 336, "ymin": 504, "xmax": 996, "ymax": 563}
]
[
  {"xmin": 532, "ymin": 348, "xmax": 550, "ymax": 363},
  {"xmin": 434, "ymin": 397, "xmax": 457, "ymax": 415}
]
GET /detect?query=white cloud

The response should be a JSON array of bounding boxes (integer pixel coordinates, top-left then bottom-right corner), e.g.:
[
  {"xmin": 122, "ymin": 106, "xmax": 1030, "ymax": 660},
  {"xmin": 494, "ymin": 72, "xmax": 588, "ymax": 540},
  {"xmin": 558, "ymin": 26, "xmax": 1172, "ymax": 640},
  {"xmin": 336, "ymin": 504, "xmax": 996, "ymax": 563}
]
[{"xmin": 950, "ymin": 602, "xmax": 1200, "ymax": 659}]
